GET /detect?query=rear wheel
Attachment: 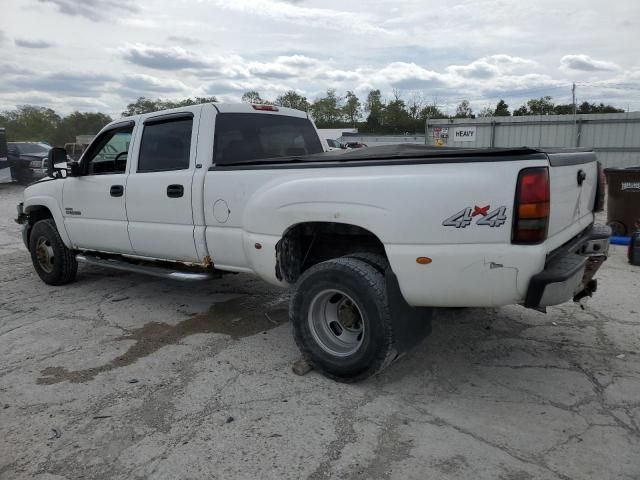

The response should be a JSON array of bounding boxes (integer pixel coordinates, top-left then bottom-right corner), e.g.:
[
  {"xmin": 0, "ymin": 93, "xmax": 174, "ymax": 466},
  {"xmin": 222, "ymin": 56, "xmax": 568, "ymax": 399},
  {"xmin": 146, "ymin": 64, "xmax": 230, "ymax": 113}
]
[
  {"xmin": 290, "ymin": 257, "xmax": 397, "ymax": 382},
  {"xmin": 344, "ymin": 251, "xmax": 389, "ymax": 274},
  {"xmin": 29, "ymin": 219, "xmax": 77, "ymax": 285}
]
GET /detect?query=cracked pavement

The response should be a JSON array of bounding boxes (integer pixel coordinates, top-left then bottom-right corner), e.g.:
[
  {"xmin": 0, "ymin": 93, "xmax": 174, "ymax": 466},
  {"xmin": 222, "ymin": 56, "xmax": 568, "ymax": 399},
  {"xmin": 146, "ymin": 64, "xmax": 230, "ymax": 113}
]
[{"xmin": 1, "ymin": 183, "xmax": 639, "ymax": 479}]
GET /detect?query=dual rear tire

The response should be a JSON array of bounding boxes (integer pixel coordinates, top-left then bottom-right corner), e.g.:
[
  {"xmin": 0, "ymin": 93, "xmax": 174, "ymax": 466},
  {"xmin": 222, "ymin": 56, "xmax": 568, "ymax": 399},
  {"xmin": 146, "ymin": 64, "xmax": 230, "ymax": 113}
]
[{"xmin": 290, "ymin": 255, "xmax": 402, "ymax": 382}]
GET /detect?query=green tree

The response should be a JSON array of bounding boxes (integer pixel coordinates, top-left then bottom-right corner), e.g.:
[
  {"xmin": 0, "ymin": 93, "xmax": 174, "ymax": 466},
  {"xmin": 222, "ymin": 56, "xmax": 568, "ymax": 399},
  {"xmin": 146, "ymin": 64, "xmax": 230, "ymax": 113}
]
[
  {"xmin": 54, "ymin": 112, "xmax": 112, "ymax": 146},
  {"xmin": 309, "ymin": 89, "xmax": 342, "ymax": 127},
  {"xmin": 553, "ymin": 104, "xmax": 574, "ymax": 115},
  {"xmin": 383, "ymin": 91, "xmax": 412, "ymax": 132},
  {"xmin": 364, "ymin": 89, "xmax": 385, "ymax": 128},
  {"xmin": 241, "ymin": 90, "xmax": 264, "ymax": 104},
  {"xmin": 0, "ymin": 106, "xmax": 60, "ymax": 143},
  {"xmin": 494, "ymin": 99, "xmax": 510, "ymax": 116},
  {"xmin": 122, "ymin": 97, "xmax": 161, "ymax": 116},
  {"xmin": 455, "ymin": 99, "xmax": 474, "ymax": 118},
  {"xmin": 526, "ymin": 96, "xmax": 555, "ymax": 115},
  {"xmin": 512, "ymin": 105, "xmax": 528, "ymax": 116},
  {"xmin": 577, "ymin": 101, "xmax": 624, "ymax": 114},
  {"xmin": 478, "ymin": 106, "xmax": 494, "ymax": 117},
  {"xmin": 121, "ymin": 96, "xmax": 217, "ymax": 116},
  {"xmin": 342, "ymin": 91, "xmax": 361, "ymax": 127},
  {"xmin": 275, "ymin": 91, "xmax": 309, "ymax": 111},
  {"xmin": 419, "ymin": 104, "xmax": 446, "ymax": 119}
]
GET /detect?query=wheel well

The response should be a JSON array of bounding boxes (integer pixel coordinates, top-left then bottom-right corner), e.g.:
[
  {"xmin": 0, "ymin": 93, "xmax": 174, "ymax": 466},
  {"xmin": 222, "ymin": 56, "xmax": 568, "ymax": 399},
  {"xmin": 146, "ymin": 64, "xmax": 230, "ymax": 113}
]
[
  {"xmin": 275, "ymin": 222, "xmax": 387, "ymax": 283},
  {"xmin": 24, "ymin": 206, "xmax": 54, "ymax": 245},
  {"xmin": 26, "ymin": 206, "xmax": 54, "ymax": 223}
]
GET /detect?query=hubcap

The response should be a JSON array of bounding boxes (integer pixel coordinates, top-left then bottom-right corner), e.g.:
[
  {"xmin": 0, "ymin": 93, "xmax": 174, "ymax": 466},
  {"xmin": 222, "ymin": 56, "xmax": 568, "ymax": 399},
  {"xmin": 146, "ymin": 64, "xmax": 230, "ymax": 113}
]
[
  {"xmin": 308, "ymin": 289, "xmax": 365, "ymax": 357},
  {"xmin": 35, "ymin": 236, "xmax": 55, "ymax": 273}
]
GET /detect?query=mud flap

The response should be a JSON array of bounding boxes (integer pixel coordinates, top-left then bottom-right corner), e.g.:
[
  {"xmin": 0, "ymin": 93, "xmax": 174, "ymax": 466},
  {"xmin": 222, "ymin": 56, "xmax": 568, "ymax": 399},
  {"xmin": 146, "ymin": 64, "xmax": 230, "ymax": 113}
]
[{"xmin": 385, "ymin": 270, "xmax": 433, "ymax": 354}]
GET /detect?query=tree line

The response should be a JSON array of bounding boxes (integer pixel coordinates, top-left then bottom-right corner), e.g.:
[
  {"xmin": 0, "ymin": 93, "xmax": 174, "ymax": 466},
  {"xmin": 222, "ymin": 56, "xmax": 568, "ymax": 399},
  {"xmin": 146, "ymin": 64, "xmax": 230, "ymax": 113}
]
[{"xmin": 0, "ymin": 91, "xmax": 625, "ymax": 145}]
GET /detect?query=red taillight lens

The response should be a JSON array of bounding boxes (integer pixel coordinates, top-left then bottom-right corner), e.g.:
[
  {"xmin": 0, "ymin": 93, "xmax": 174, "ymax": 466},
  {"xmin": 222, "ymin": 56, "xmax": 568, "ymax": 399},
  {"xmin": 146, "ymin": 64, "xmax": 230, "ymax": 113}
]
[
  {"xmin": 512, "ymin": 167, "xmax": 550, "ymax": 244},
  {"xmin": 594, "ymin": 161, "xmax": 605, "ymax": 212},
  {"xmin": 251, "ymin": 104, "xmax": 279, "ymax": 111}
]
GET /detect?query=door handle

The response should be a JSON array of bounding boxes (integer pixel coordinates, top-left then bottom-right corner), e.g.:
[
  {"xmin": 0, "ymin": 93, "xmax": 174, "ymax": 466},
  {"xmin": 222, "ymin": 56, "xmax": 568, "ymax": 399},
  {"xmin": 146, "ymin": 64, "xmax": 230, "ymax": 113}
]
[
  {"xmin": 110, "ymin": 185, "xmax": 124, "ymax": 197},
  {"xmin": 167, "ymin": 184, "xmax": 184, "ymax": 198}
]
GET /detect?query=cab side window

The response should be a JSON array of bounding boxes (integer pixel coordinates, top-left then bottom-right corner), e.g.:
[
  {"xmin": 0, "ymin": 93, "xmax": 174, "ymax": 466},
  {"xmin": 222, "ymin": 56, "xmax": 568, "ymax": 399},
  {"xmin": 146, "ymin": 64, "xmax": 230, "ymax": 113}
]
[
  {"xmin": 137, "ymin": 117, "xmax": 193, "ymax": 172},
  {"xmin": 84, "ymin": 126, "xmax": 133, "ymax": 175}
]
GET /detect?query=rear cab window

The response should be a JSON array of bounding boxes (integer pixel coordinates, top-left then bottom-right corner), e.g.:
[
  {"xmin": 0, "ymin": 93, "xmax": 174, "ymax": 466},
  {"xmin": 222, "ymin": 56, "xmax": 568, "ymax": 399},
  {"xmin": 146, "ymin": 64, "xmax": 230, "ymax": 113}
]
[{"xmin": 213, "ymin": 113, "xmax": 323, "ymax": 166}]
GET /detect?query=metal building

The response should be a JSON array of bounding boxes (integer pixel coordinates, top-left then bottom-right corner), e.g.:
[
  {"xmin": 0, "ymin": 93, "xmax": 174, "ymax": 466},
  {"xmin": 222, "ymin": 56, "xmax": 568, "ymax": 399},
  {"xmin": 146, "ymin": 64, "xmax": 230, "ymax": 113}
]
[{"xmin": 342, "ymin": 112, "xmax": 640, "ymax": 168}]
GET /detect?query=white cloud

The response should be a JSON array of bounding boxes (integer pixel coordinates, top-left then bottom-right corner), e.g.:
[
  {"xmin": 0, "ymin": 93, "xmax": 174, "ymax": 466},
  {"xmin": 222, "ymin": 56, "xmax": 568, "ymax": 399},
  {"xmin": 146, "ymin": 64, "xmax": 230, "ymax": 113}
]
[
  {"xmin": 210, "ymin": 0, "xmax": 390, "ymax": 35},
  {"xmin": 120, "ymin": 44, "xmax": 210, "ymax": 70},
  {"xmin": 15, "ymin": 38, "xmax": 55, "ymax": 49},
  {"xmin": 1, "ymin": 0, "xmax": 639, "ymax": 114},
  {"xmin": 560, "ymin": 54, "xmax": 620, "ymax": 72},
  {"xmin": 37, "ymin": 0, "xmax": 139, "ymax": 21}
]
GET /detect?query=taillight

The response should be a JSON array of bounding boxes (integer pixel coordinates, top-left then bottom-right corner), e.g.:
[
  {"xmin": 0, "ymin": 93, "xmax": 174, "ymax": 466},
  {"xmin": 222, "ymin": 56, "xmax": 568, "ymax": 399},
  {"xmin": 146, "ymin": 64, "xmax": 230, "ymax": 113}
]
[
  {"xmin": 251, "ymin": 104, "xmax": 279, "ymax": 111},
  {"xmin": 594, "ymin": 161, "xmax": 605, "ymax": 212},
  {"xmin": 512, "ymin": 167, "xmax": 550, "ymax": 244}
]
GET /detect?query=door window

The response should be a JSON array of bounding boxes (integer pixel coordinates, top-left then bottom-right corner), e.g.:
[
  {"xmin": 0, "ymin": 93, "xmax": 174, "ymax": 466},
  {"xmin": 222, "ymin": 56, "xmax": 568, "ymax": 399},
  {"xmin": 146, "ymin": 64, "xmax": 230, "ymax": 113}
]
[
  {"xmin": 138, "ymin": 117, "xmax": 193, "ymax": 172},
  {"xmin": 84, "ymin": 126, "xmax": 133, "ymax": 175}
]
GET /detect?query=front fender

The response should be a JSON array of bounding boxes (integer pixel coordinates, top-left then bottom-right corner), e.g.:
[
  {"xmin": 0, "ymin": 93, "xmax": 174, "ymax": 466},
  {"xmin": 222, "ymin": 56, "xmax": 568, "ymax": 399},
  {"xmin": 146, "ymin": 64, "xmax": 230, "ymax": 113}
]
[{"xmin": 23, "ymin": 193, "xmax": 72, "ymax": 248}]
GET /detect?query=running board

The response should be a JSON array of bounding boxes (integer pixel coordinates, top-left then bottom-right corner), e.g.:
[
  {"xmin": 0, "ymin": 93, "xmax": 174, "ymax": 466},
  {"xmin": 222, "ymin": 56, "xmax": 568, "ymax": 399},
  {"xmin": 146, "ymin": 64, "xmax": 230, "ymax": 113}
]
[{"xmin": 76, "ymin": 254, "xmax": 215, "ymax": 281}]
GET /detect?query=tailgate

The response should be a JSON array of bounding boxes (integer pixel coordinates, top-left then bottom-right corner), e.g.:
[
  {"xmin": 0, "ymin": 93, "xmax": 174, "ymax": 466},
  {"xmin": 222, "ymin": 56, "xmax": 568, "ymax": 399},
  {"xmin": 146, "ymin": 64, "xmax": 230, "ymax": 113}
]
[{"xmin": 547, "ymin": 151, "xmax": 598, "ymax": 239}]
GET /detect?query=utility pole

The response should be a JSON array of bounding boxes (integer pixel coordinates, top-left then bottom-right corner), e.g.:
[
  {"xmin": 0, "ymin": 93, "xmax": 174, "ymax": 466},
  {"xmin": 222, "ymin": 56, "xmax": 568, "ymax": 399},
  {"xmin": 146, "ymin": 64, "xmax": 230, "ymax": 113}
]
[{"xmin": 572, "ymin": 82, "xmax": 578, "ymax": 146}]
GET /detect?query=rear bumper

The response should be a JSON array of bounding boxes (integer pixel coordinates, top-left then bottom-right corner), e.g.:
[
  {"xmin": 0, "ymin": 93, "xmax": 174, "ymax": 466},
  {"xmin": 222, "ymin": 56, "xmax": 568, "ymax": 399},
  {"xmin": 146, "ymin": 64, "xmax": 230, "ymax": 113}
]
[{"xmin": 525, "ymin": 224, "xmax": 610, "ymax": 309}]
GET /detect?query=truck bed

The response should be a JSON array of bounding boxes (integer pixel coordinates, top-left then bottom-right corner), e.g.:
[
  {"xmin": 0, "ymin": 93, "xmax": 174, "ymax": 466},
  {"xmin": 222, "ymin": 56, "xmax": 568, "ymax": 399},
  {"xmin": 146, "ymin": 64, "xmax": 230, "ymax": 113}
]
[{"xmin": 212, "ymin": 144, "xmax": 596, "ymax": 170}]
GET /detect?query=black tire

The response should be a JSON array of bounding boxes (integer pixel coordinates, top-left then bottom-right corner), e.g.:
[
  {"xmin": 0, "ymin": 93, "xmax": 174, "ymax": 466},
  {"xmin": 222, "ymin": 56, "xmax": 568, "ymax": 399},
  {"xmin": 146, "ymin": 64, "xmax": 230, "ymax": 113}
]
[
  {"xmin": 344, "ymin": 252, "xmax": 389, "ymax": 274},
  {"xmin": 290, "ymin": 257, "xmax": 397, "ymax": 382},
  {"xmin": 29, "ymin": 219, "xmax": 77, "ymax": 285}
]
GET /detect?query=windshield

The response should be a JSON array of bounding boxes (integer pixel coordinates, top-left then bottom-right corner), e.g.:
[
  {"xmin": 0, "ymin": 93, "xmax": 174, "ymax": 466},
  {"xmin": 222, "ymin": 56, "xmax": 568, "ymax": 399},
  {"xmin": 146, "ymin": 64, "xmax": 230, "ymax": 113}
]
[{"xmin": 15, "ymin": 143, "xmax": 50, "ymax": 154}]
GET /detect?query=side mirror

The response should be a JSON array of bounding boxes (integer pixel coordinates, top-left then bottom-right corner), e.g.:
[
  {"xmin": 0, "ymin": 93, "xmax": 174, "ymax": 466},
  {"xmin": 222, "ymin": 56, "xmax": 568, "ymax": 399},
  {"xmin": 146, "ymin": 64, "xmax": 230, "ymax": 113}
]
[
  {"xmin": 46, "ymin": 147, "xmax": 67, "ymax": 178},
  {"xmin": 68, "ymin": 161, "xmax": 81, "ymax": 177}
]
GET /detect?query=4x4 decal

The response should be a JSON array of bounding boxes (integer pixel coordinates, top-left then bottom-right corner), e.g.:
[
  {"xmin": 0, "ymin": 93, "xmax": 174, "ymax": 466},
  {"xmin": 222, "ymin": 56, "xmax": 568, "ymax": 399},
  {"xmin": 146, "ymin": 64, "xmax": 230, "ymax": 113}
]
[{"xmin": 443, "ymin": 205, "xmax": 507, "ymax": 228}]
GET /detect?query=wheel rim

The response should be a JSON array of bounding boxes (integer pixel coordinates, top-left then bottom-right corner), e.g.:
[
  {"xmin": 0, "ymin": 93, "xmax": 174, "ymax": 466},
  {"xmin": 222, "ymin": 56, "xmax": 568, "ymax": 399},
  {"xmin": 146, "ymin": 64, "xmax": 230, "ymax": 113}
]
[
  {"xmin": 308, "ymin": 289, "xmax": 365, "ymax": 357},
  {"xmin": 35, "ymin": 236, "xmax": 55, "ymax": 273}
]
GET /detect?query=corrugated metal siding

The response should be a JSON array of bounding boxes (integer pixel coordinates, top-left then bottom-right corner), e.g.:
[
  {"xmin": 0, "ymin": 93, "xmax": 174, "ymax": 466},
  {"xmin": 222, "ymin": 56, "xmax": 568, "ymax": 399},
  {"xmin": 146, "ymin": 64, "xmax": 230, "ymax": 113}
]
[{"xmin": 343, "ymin": 113, "xmax": 640, "ymax": 168}]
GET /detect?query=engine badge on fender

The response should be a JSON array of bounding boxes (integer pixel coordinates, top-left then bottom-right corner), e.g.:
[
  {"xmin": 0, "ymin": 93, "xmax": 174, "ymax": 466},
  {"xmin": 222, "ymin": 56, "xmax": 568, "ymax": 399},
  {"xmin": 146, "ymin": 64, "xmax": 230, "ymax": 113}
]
[{"xmin": 443, "ymin": 205, "xmax": 507, "ymax": 228}]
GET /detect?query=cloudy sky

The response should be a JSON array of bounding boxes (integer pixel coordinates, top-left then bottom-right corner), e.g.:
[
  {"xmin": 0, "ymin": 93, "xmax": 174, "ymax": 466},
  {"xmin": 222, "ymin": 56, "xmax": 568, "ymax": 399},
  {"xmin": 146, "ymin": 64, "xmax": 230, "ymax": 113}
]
[{"xmin": 1, "ymin": 0, "xmax": 639, "ymax": 117}]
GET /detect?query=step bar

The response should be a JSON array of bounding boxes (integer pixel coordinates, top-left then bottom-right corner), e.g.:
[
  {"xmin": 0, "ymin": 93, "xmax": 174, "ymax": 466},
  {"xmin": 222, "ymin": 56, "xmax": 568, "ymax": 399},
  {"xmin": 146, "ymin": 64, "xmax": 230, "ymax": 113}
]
[{"xmin": 76, "ymin": 254, "xmax": 215, "ymax": 281}]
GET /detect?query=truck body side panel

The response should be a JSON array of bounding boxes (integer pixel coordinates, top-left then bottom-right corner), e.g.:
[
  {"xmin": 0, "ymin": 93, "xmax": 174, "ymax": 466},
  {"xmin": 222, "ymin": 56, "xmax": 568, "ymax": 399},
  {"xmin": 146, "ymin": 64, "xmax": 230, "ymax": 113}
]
[{"xmin": 203, "ymin": 158, "xmax": 579, "ymax": 306}]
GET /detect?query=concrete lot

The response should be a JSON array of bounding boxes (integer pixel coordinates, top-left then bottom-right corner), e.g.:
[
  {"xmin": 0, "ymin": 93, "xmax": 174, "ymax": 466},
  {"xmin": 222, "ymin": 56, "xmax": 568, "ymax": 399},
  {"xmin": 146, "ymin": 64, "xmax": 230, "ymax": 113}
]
[{"xmin": 1, "ymin": 183, "xmax": 639, "ymax": 480}]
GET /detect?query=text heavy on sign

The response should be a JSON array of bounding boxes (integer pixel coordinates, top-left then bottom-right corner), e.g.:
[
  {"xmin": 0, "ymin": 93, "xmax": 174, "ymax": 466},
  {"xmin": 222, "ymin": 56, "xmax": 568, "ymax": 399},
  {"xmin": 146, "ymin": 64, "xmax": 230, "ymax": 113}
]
[{"xmin": 452, "ymin": 126, "xmax": 476, "ymax": 142}]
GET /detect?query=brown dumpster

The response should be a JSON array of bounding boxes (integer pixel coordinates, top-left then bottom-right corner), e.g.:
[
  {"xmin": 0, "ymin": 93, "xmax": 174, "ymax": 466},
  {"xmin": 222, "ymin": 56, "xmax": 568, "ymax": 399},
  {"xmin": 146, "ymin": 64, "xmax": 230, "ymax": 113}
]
[{"xmin": 604, "ymin": 166, "xmax": 640, "ymax": 235}]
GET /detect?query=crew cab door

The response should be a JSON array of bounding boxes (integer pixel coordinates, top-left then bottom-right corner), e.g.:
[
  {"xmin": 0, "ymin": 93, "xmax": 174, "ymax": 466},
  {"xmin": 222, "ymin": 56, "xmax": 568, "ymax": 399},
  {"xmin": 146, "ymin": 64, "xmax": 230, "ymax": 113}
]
[
  {"xmin": 62, "ymin": 122, "xmax": 135, "ymax": 253},
  {"xmin": 125, "ymin": 111, "xmax": 200, "ymax": 261}
]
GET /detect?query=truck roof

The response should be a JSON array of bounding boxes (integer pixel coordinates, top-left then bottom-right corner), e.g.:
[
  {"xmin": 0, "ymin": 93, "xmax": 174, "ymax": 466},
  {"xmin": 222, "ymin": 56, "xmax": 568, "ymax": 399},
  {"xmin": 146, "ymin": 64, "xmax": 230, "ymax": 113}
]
[{"xmin": 110, "ymin": 102, "xmax": 308, "ymax": 128}]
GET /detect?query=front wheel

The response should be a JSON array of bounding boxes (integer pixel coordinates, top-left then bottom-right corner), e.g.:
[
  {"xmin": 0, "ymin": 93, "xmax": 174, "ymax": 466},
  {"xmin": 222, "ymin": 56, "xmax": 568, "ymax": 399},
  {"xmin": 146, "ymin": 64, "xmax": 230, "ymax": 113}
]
[
  {"xmin": 29, "ymin": 219, "xmax": 78, "ymax": 285},
  {"xmin": 290, "ymin": 257, "xmax": 397, "ymax": 382}
]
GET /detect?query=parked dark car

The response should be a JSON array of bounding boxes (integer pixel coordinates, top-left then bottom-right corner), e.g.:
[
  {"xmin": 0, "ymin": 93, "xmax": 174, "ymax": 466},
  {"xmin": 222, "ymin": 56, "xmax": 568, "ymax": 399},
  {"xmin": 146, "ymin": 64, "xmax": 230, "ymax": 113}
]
[
  {"xmin": 7, "ymin": 142, "xmax": 52, "ymax": 184},
  {"xmin": 0, "ymin": 128, "xmax": 10, "ymax": 183}
]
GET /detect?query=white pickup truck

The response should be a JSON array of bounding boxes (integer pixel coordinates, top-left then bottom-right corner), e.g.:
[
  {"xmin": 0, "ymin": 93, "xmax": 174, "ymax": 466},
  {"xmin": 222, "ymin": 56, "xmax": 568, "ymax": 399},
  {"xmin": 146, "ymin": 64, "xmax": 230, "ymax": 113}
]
[{"xmin": 16, "ymin": 103, "xmax": 609, "ymax": 381}]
